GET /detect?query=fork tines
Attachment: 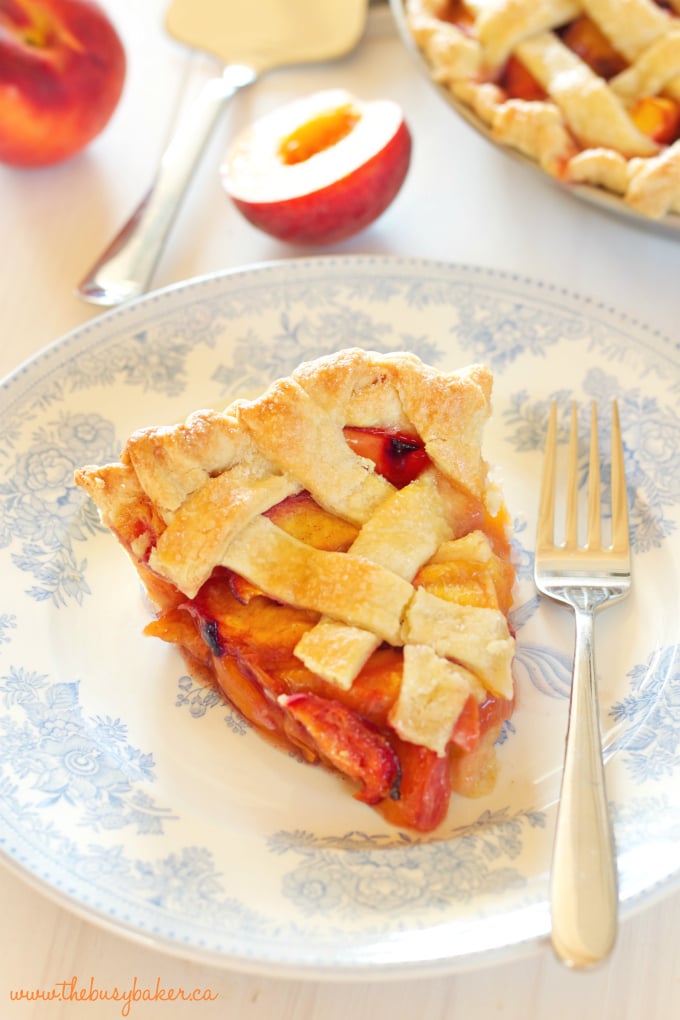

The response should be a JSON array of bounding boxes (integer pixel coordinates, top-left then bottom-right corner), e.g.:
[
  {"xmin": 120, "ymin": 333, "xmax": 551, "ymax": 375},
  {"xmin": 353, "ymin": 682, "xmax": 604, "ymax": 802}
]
[{"xmin": 537, "ymin": 400, "xmax": 630, "ymax": 566}]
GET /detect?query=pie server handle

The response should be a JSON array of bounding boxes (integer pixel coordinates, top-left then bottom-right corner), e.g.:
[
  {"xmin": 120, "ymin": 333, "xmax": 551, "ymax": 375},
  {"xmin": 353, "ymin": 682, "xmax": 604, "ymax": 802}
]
[{"xmin": 76, "ymin": 64, "xmax": 257, "ymax": 308}]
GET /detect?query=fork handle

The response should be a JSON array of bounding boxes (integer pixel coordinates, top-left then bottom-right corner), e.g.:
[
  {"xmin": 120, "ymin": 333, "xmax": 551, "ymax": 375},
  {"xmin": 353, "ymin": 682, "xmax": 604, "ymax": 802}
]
[
  {"xmin": 550, "ymin": 605, "xmax": 618, "ymax": 968},
  {"xmin": 76, "ymin": 64, "xmax": 257, "ymax": 308}
]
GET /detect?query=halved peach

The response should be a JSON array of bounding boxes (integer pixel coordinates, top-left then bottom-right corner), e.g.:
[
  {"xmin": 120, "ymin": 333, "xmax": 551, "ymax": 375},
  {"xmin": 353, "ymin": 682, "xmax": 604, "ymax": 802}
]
[{"xmin": 221, "ymin": 89, "xmax": 412, "ymax": 245}]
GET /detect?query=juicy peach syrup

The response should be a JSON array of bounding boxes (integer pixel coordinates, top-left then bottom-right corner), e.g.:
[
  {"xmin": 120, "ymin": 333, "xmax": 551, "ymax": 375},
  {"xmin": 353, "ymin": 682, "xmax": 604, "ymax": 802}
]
[{"xmin": 277, "ymin": 102, "xmax": 361, "ymax": 166}]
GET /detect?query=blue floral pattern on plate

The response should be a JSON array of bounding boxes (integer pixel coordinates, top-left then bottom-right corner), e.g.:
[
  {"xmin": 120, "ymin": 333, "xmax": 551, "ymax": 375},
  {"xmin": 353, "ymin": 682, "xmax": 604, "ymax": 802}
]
[
  {"xmin": 0, "ymin": 668, "xmax": 173, "ymax": 833},
  {"xmin": 0, "ymin": 257, "xmax": 678, "ymax": 977}
]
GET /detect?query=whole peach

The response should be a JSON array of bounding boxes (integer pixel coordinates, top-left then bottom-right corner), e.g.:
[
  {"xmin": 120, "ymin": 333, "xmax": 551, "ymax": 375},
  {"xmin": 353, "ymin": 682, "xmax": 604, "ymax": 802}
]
[{"xmin": 0, "ymin": 0, "xmax": 126, "ymax": 167}]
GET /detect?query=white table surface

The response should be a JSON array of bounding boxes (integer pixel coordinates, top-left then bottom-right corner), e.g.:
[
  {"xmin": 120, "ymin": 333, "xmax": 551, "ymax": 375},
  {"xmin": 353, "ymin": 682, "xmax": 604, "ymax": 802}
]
[{"xmin": 1, "ymin": 3, "xmax": 678, "ymax": 1017}]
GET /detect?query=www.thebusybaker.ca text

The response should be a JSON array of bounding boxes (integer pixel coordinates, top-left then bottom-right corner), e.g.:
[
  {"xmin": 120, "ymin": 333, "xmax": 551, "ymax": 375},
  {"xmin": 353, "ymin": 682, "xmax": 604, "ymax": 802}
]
[{"xmin": 9, "ymin": 975, "xmax": 220, "ymax": 1016}]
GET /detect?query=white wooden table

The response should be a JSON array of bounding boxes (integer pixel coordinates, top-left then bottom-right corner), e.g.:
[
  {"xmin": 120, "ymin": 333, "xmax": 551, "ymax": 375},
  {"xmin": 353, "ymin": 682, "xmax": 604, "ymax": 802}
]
[{"xmin": 1, "ymin": 3, "xmax": 678, "ymax": 1017}]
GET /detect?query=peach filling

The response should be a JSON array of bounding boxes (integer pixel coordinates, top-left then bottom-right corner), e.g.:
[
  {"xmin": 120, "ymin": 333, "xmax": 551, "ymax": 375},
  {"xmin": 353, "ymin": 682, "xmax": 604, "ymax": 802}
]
[
  {"xmin": 629, "ymin": 95, "xmax": 680, "ymax": 144},
  {"xmin": 497, "ymin": 15, "xmax": 680, "ymax": 146},
  {"xmin": 142, "ymin": 426, "xmax": 515, "ymax": 832},
  {"xmin": 500, "ymin": 56, "xmax": 547, "ymax": 102},
  {"xmin": 559, "ymin": 16, "xmax": 627, "ymax": 79},
  {"xmin": 436, "ymin": 0, "xmax": 475, "ymax": 33}
]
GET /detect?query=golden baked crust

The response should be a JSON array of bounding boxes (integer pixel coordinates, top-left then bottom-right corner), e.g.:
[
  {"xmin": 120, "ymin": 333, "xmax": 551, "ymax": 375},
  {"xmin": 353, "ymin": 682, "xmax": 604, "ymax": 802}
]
[
  {"xmin": 406, "ymin": 0, "xmax": 680, "ymax": 218},
  {"xmin": 78, "ymin": 350, "xmax": 494, "ymax": 596},
  {"xmin": 76, "ymin": 348, "xmax": 516, "ymax": 831}
]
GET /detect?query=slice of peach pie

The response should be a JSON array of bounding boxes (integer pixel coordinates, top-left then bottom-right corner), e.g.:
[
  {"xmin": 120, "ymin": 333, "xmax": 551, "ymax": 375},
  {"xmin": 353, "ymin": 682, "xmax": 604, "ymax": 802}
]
[{"xmin": 75, "ymin": 348, "xmax": 516, "ymax": 832}]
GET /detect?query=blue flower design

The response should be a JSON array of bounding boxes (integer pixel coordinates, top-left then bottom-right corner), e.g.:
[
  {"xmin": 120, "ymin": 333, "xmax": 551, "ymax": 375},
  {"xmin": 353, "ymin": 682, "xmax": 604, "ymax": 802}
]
[
  {"xmin": 176, "ymin": 675, "xmax": 223, "ymax": 719},
  {"xmin": 0, "ymin": 413, "xmax": 118, "ymax": 604},
  {"xmin": 0, "ymin": 668, "xmax": 172, "ymax": 834},
  {"xmin": 271, "ymin": 807, "xmax": 545, "ymax": 917},
  {"xmin": 211, "ymin": 308, "xmax": 443, "ymax": 399},
  {"xmin": 609, "ymin": 645, "xmax": 680, "ymax": 782},
  {"xmin": 175, "ymin": 675, "xmax": 249, "ymax": 733},
  {"xmin": 34, "ymin": 730, "xmax": 127, "ymax": 804},
  {"xmin": 0, "ymin": 613, "xmax": 16, "ymax": 645},
  {"xmin": 455, "ymin": 295, "xmax": 586, "ymax": 369},
  {"xmin": 512, "ymin": 641, "xmax": 573, "ymax": 699},
  {"xmin": 0, "ymin": 776, "xmax": 267, "ymax": 934}
]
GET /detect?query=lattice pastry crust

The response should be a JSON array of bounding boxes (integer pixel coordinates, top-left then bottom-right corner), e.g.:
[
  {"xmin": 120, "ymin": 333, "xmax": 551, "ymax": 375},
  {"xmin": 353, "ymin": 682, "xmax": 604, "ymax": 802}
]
[
  {"xmin": 406, "ymin": 0, "xmax": 680, "ymax": 218},
  {"xmin": 75, "ymin": 349, "xmax": 516, "ymax": 831}
]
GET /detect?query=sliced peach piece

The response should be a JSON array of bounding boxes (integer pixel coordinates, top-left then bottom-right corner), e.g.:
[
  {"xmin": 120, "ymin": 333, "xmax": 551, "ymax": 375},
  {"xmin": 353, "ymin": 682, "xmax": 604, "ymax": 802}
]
[
  {"xmin": 629, "ymin": 95, "xmax": 680, "ymax": 145},
  {"xmin": 343, "ymin": 426, "xmax": 430, "ymax": 488},
  {"xmin": 437, "ymin": 0, "xmax": 475, "ymax": 32},
  {"xmin": 280, "ymin": 691, "xmax": 401, "ymax": 804},
  {"xmin": 379, "ymin": 739, "xmax": 451, "ymax": 831},
  {"xmin": 501, "ymin": 55, "xmax": 547, "ymax": 102},
  {"xmin": 560, "ymin": 15, "xmax": 626, "ymax": 79}
]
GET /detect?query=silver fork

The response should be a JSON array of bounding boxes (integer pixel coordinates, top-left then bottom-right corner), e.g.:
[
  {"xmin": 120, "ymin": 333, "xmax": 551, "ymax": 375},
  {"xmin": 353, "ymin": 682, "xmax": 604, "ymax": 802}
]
[{"xmin": 535, "ymin": 400, "xmax": 631, "ymax": 968}]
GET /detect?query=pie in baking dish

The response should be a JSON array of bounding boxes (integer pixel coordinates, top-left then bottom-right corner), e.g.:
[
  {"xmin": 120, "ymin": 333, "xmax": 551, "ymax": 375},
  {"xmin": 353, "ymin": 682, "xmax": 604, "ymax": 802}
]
[
  {"xmin": 405, "ymin": 0, "xmax": 680, "ymax": 219},
  {"xmin": 75, "ymin": 349, "xmax": 516, "ymax": 832}
]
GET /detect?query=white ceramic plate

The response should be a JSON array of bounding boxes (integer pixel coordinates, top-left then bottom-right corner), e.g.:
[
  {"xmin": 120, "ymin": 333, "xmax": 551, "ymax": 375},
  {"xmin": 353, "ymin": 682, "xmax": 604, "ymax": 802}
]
[
  {"xmin": 389, "ymin": 0, "xmax": 680, "ymax": 240},
  {"xmin": 0, "ymin": 256, "xmax": 678, "ymax": 977}
]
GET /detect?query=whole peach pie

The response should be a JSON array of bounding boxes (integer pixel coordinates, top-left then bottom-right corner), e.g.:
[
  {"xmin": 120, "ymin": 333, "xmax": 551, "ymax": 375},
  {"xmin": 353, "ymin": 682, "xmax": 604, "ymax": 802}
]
[
  {"xmin": 75, "ymin": 349, "xmax": 516, "ymax": 832},
  {"xmin": 406, "ymin": 0, "xmax": 680, "ymax": 219}
]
